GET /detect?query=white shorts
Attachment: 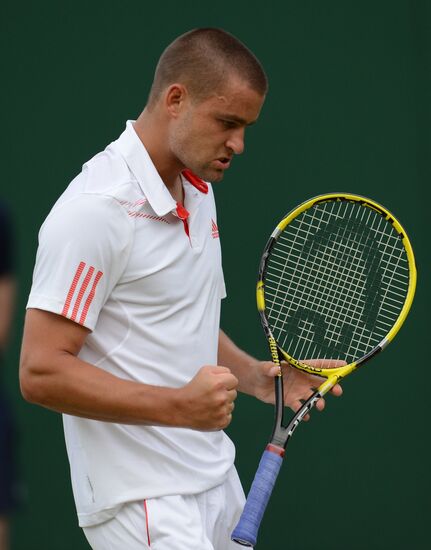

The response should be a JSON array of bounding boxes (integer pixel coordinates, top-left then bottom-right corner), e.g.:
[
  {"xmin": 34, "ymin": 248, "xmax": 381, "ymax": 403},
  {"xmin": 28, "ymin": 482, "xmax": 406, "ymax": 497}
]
[{"xmin": 82, "ymin": 467, "xmax": 246, "ymax": 550}]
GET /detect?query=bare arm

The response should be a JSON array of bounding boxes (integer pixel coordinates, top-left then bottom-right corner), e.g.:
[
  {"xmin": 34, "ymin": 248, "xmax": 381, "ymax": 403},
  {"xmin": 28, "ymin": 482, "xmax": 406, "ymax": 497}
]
[
  {"xmin": 20, "ymin": 309, "xmax": 238, "ymax": 430},
  {"xmin": 218, "ymin": 329, "xmax": 264, "ymax": 396}
]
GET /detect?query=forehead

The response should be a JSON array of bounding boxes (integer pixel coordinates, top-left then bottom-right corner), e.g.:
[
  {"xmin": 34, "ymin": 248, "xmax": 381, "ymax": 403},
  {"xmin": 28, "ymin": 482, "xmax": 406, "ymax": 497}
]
[{"xmin": 197, "ymin": 77, "xmax": 265, "ymax": 123}]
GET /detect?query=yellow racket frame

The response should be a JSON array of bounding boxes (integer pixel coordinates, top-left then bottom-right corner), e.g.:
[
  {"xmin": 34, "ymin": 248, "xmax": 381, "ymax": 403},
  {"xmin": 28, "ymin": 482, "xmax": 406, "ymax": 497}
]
[{"xmin": 257, "ymin": 193, "xmax": 417, "ymax": 393}]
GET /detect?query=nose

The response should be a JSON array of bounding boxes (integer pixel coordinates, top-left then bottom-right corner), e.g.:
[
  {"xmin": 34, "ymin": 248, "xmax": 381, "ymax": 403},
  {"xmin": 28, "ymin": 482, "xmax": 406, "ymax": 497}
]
[{"xmin": 225, "ymin": 128, "xmax": 245, "ymax": 155}]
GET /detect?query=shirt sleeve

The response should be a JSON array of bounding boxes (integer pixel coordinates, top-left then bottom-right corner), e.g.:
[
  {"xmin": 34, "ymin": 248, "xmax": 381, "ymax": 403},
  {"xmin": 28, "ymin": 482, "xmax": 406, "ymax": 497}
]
[{"xmin": 27, "ymin": 193, "xmax": 133, "ymax": 331}]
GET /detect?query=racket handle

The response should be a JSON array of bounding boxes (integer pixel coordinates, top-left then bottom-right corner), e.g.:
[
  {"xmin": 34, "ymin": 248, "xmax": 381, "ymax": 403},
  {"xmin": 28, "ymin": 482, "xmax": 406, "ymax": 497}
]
[{"xmin": 231, "ymin": 446, "xmax": 284, "ymax": 547}]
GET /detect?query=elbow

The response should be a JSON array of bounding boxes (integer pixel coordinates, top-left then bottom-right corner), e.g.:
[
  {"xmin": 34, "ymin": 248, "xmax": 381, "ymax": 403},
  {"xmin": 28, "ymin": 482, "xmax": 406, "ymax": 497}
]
[
  {"xmin": 19, "ymin": 365, "xmax": 39, "ymax": 404},
  {"xmin": 19, "ymin": 353, "xmax": 50, "ymax": 405}
]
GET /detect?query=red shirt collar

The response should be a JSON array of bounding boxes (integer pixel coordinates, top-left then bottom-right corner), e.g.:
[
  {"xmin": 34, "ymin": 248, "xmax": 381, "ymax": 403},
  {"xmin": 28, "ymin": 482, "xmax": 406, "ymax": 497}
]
[{"xmin": 182, "ymin": 170, "xmax": 209, "ymax": 194}]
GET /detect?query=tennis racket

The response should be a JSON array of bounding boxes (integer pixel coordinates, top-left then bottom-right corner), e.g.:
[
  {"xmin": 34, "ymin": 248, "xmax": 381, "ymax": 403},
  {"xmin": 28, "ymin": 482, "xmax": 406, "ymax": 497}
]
[{"xmin": 231, "ymin": 193, "xmax": 416, "ymax": 547}]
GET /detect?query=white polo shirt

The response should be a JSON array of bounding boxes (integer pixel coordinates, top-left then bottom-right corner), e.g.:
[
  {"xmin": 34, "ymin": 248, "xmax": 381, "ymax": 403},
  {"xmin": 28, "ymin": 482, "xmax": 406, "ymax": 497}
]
[{"xmin": 27, "ymin": 121, "xmax": 235, "ymax": 527}]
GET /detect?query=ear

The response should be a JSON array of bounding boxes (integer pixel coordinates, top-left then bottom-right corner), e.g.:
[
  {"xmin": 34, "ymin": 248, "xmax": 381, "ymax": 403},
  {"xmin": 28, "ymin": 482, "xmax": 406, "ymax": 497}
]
[{"xmin": 165, "ymin": 84, "xmax": 188, "ymax": 118}]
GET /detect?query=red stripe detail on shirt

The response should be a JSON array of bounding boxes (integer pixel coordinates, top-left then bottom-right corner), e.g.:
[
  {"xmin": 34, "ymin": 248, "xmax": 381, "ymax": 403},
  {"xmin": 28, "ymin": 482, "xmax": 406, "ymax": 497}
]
[
  {"xmin": 211, "ymin": 219, "xmax": 219, "ymax": 238},
  {"xmin": 71, "ymin": 266, "xmax": 95, "ymax": 321},
  {"xmin": 79, "ymin": 270, "xmax": 103, "ymax": 325},
  {"xmin": 62, "ymin": 261, "xmax": 86, "ymax": 317},
  {"xmin": 143, "ymin": 500, "xmax": 151, "ymax": 547}
]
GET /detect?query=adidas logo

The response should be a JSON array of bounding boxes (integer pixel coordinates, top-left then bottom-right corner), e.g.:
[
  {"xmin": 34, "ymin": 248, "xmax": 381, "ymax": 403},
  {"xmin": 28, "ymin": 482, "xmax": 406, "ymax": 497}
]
[{"xmin": 211, "ymin": 219, "xmax": 219, "ymax": 239}]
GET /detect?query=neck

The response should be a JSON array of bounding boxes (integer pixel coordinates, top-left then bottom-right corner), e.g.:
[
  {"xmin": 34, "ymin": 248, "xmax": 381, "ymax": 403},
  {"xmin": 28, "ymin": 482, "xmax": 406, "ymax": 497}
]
[{"xmin": 133, "ymin": 109, "xmax": 185, "ymax": 200}]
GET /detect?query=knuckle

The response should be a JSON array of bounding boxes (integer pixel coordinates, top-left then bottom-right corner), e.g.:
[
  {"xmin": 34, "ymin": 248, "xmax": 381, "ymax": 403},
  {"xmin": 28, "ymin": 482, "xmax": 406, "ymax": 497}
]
[{"xmin": 213, "ymin": 394, "xmax": 226, "ymax": 407}]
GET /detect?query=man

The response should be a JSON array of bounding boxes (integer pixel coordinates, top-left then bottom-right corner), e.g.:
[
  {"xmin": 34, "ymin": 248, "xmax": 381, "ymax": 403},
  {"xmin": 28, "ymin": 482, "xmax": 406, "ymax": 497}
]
[{"xmin": 20, "ymin": 28, "xmax": 341, "ymax": 549}]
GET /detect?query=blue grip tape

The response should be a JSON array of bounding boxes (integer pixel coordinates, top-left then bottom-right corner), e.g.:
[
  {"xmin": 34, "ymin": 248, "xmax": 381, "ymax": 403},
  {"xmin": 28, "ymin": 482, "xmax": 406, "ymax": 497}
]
[{"xmin": 231, "ymin": 449, "xmax": 283, "ymax": 547}]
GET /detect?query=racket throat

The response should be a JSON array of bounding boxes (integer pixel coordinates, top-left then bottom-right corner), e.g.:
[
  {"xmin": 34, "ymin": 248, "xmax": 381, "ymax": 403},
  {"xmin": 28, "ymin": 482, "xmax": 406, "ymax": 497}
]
[
  {"xmin": 270, "ymin": 376, "xmax": 287, "ymax": 448},
  {"xmin": 271, "ymin": 387, "xmax": 326, "ymax": 449}
]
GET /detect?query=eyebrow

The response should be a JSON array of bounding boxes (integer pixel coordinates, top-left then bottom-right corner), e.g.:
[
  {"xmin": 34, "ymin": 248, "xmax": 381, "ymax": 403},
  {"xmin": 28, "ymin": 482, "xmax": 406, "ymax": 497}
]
[{"xmin": 219, "ymin": 114, "xmax": 257, "ymax": 126}]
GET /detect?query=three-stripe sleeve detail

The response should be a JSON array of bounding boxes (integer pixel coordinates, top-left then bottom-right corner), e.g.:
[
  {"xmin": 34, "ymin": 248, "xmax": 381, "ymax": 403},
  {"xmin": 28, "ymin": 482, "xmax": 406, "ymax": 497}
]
[{"xmin": 62, "ymin": 262, "xmax": 103, "ymax": 325}]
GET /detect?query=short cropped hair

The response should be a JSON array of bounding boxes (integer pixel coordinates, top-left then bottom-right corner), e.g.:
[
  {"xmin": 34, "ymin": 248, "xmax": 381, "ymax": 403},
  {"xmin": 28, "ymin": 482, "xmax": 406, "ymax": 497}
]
[{"xmin": 147, "ymin": 28, "xmax": 268, "ymax": 107}]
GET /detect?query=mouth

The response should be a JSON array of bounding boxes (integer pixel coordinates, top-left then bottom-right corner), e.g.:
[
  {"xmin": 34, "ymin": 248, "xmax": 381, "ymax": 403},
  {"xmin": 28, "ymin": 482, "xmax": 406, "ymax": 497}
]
[{"xmin": 213, "ymin": 157, "xmax": 232, "ymax": 170}]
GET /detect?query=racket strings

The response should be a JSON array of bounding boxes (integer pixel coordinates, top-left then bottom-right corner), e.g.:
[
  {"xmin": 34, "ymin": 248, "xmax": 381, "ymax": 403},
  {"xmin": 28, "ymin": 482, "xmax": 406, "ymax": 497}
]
[{"xmin": 264, "ymin": 201, "xmax": 409, "ymax": 364}]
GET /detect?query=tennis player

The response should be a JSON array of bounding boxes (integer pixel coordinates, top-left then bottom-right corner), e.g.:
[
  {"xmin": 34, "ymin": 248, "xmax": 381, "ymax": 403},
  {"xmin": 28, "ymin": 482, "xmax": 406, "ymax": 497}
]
[{"xmin": 20, "ymin": 28, "xmax": 341, "ymax": 549}]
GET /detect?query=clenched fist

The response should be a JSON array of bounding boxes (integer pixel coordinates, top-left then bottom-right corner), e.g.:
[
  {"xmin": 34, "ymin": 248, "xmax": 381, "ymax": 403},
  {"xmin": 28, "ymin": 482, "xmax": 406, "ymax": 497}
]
[{"xmin": 175, "ymin": 366, "xmax": 238, "ymax": 431}]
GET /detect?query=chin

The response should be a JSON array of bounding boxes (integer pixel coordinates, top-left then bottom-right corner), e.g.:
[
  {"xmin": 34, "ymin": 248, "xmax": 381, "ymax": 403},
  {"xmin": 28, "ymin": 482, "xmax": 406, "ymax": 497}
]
[
  {"xmin": 208, "ymin": 172, "xmax": 224, "ymax": 183},
  {"xmin": 196, "ymin": 167, "xmax": 225, "ymax": 183}
]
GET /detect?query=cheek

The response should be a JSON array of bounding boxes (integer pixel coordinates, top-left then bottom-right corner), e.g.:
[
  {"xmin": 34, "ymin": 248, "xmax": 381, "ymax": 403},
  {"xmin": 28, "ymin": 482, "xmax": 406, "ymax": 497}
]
[
  {"xmin": 169, "ymin": 119, "xmax": 191, "ymax": 156},
  {"xmin": 171, "ymin": 115, "xmax": 226, "ymax": 162},
  {"xmin": 176, "ymin": 117, "xmax": 202, "ymax": 147}
]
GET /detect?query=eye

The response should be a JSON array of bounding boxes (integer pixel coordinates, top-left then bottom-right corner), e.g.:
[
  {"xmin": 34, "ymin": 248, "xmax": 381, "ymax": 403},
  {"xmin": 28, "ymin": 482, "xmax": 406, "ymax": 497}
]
[{"xmin": 219, "ymin": 119, "xmax": 237, "ymax": 129}]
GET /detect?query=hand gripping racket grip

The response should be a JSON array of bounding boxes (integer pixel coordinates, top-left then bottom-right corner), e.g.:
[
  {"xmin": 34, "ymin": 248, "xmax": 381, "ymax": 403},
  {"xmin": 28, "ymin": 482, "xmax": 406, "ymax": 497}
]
[{"xmin": 231, "ymin": 446, "xmax": 284, "ymax": 547}]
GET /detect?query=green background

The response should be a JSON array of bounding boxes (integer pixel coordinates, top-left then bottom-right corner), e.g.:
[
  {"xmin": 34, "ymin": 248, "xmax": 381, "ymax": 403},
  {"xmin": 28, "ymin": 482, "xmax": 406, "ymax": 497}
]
[{"xmin": 2, "ymin": 0, "xmax": 429, "ymax": 548}]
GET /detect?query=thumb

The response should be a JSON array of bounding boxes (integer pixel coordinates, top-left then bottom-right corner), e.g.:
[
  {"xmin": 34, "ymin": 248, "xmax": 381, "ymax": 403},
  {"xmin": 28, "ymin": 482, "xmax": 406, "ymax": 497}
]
[
  {"xmin": 261, "ymin": 361, "xmax": 280, "ymax": 377},
  {"xmin": 211, "ymin": 366, "xmax": 232, "ymax": 374}
]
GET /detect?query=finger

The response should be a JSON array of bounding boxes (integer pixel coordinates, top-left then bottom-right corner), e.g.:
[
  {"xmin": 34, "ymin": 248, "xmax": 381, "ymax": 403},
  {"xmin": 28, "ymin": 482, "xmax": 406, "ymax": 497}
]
[
  {"xmin": 226, "ymin": 389, "xmax": 238, "ymax": 402},
  {"xmin": 289, "ymin": 400, "xmax": 310, "ymax": 421},
  {"xmin": 315, "ymin": 397, "xmax": 325, "ymax": 412},
  {"xmin": 212, "ymin": 366, "xmax": 232, "ymax": 374},
  {"xmin": 259, "ymin": 361, "xmax": 280, "ymax": 377},
  {"xmin": 268, "ymin": 365, "xmax": 281, "ymax": 377},
  {"xmin": 217, "ymin": 373, "xmax": 239, "ymax": 389},
  {"xmin": 224, "ymin": 413, "xmax": 233, "ymax": 428},
  {"xmin": 330, "ymin": 383, "xmax": 343, "ymax": 397}
]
